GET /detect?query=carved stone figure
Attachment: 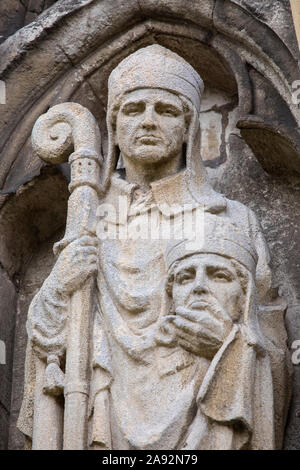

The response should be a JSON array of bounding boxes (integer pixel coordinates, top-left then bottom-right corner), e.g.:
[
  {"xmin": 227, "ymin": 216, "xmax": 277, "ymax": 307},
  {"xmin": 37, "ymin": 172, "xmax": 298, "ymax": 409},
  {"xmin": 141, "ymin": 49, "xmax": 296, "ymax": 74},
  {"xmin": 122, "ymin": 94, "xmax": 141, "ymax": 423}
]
[
  {"xmin": 161, "ymin": 216, "xmax": 279, "ymax": 449},
  {"xmin": 17, "ymin": 45, "xmax": 291, "ymax": 450}
]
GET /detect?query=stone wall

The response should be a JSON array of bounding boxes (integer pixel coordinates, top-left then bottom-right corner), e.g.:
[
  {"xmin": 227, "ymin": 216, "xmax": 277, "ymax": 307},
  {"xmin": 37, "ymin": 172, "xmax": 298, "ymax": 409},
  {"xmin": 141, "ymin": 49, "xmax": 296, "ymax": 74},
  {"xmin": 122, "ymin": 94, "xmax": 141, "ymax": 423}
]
[
  {"xmin": 0, "ymin": 269, "xmax": 16, "ymax": 450},
  {"xmin": 0, "ymin": 1, "xmax": 57, "ymax": 44},
  {"xmin": 0, "ymin": 168, "xmax": 68, "ymax": 449}
]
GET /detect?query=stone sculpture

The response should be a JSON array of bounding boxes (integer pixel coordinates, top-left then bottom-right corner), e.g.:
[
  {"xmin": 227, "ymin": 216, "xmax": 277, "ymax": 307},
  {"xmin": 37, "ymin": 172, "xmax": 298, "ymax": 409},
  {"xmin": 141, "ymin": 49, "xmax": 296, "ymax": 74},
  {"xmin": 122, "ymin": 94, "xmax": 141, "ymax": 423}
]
[{"xmin": 17, "ymin": 45, "xmax": 291, "ymax": 450}]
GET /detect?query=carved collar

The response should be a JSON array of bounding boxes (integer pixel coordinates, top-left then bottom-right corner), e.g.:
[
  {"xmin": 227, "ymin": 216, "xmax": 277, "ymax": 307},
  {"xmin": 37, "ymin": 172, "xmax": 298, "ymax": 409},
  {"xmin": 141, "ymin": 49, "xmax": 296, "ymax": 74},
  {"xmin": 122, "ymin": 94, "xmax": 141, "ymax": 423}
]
[{"xmin": 106, "ymin": 170, "xmax": 226, "ymax": 217}]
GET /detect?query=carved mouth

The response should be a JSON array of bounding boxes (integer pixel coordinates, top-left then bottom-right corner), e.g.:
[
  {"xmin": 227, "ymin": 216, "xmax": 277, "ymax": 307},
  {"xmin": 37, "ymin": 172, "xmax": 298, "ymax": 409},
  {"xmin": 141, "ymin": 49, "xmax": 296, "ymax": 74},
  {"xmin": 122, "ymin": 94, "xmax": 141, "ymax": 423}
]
[
  {"xmin": 188, "ymin": 300, "xmax": 210, "ymax": 310},
  {"xmin": 137, "ymin": 135, "xmax": 162, "ymax": 145}
]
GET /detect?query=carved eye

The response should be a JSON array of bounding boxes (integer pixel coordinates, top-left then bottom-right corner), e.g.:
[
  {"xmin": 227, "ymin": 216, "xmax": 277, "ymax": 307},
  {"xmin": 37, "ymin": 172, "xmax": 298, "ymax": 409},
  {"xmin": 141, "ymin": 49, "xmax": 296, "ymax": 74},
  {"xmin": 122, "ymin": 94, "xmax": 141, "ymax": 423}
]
[
  {"xmin": 175, "ymin": 269, "xmax": 195, "ymax": 285},
  {"xmin": 209, "ymin": 268, "xmax": 233, "ymax": 282},
  {"xmin": 155, "ymin": 103, "xmax": 181, "ymax": 117},
  {"xmin": 122, "ymin": 102, "xmax": 144, "ymax": 116},
  {"xmin": 162, "ymin": 108, "xmax": 175, "ymax": 116}
]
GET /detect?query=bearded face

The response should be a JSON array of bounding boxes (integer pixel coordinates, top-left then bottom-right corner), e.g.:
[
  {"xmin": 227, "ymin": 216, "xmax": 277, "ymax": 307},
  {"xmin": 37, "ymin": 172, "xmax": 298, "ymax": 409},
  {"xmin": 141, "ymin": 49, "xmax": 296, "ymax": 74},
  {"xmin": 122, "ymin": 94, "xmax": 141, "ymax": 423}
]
[
  {"xmin": 159, "ymin": 253, "xmax": 247, "ymax": 359},
  {"xmin": 171, "ymin": 253, "xmax": 245, "ymax": 324}
]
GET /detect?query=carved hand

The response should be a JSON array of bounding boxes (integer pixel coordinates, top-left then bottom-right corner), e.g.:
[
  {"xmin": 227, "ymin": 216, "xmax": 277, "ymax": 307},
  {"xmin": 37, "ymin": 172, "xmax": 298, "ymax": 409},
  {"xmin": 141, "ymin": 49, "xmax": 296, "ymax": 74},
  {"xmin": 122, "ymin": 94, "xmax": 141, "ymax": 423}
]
[
  {"xmin": 158, "ymin": 307, "xmax": 232, "ymax": 359},
  {"xmin": 49, "ymin": 235, "xmax": 99, "ymax": 296}
]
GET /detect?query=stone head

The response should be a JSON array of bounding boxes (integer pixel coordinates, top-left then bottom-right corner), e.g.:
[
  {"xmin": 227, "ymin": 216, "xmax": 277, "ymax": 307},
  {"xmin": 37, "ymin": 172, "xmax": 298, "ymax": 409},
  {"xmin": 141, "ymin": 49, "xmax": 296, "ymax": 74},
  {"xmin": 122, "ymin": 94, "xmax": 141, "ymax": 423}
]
[
  {"xmin": 103, "ymin": 44, "xmax": 210, "ymax": 191},
  {"xmin": 165, "ymin": 215, "xmax": 258, "ymax": 324},
  {"xmin": 114, "ymin": 87, "xmax": 190, "ymax": 165},
  {"xmin": 167, "ymin": 252, "xmax": 247, "ymax": 323}
]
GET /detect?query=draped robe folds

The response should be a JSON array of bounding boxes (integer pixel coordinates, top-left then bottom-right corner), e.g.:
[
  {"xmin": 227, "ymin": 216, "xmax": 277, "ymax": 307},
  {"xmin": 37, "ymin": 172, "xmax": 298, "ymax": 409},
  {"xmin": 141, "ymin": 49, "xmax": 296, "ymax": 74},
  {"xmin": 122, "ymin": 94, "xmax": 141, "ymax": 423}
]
[{"xmin": 17, "ymin": 170, "xmax": 292, "ymax": 450}]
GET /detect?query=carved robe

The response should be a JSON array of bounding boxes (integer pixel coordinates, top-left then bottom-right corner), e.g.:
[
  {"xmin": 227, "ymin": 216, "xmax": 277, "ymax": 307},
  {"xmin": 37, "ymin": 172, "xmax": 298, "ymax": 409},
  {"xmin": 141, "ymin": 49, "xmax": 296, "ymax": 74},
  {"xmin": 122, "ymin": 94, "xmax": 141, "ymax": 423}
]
[
  {"xmin": 84, "ymin": 171, "xmax": 290, "ymax": 450},
  {"xmin": 18, "ymin": 169, "xmax": 291, "ymax": 449}
]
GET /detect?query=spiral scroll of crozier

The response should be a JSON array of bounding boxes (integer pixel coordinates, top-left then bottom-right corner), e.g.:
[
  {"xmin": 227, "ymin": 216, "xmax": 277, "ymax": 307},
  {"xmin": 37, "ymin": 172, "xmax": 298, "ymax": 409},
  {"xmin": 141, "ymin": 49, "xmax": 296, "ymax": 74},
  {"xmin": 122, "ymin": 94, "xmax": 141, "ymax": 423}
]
[{"xmin": 31, "ymin": 102, "xmax": 102, "ymax": 165}]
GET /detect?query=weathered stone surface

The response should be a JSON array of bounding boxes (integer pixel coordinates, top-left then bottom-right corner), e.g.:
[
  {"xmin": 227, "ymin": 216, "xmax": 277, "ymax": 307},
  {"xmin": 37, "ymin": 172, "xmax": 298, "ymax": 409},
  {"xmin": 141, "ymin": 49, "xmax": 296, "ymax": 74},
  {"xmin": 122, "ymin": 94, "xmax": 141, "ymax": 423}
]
[
  {"xmin": 1, "ymin": 0, "xmax": 299, "ymax": 193},
  {"xmin": 0, "ymin": 168, "xmax": 68, "ymax": 278},
  {"xmin": 139, "ymin": 0, "xmax": 215, "ymax": 29},
  {"xmin": 207, "ymin": 134, "xmax": 300, "ymax": 304},
  {"xmin": 0, "ymin": 166, "xmax": 67, "ymax": 449},
  {"xmin": 0, "ymin": 267, "xmax": 17, "ymax": 450},
  {"xmin": 284, "ymin": 305, "xmax": 300, "ymax": 449},
  {"xmin": 232, "ymin": 0, "xmax": 299, "ymax": 60},
  {"xmin": 0, "ymin": 0, "xmax": 299, "ymax": 451},
  {"xmin": 0, "ymin": 409, "xmax": 9, "ymax": 451},
  {"xmin": 290, "ymin": 0, "xmax": 300, "ymax": 52},
  {"xmin": 16, "ymin": 45, "xmax": 291, "ymax": 450},
  {"xmin": 0, "ymin": 1, "xmax": 57, "ymax": 44},
  {"xmin": 0, "ymin": 1, "xmax": 26, "ymax": 44},
  {"xmin": 207, "ymin": 133, "xmax": 300, "ymax": 449},
  {"xmin": 200, "ymin": 88, "xmax": 237, "ymax": 167},
  {"xmin": 8, "ymin": 229, "xmax": 63, "ymax": 450}
]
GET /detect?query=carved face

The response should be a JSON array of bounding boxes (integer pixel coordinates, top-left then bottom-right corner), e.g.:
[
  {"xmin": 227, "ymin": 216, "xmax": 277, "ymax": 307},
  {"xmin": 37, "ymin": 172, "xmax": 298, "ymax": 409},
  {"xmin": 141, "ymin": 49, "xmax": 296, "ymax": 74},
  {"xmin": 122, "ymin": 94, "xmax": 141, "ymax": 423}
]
[
  {"xmin": 171, "ymin": 253, "xmax": 245, "ymax": 322},
  {"xmin": 115, "ymin": 88, "xmax": 187, "ymax": 164}
]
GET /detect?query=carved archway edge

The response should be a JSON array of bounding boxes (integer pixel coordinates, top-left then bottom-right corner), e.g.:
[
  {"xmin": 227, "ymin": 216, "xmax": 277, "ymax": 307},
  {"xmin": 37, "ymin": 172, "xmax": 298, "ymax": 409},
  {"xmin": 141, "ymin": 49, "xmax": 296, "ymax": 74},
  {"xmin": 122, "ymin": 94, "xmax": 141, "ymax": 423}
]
[{"xmin": 0, "ymin": 0, "xmax": 300, "ymax": 194}]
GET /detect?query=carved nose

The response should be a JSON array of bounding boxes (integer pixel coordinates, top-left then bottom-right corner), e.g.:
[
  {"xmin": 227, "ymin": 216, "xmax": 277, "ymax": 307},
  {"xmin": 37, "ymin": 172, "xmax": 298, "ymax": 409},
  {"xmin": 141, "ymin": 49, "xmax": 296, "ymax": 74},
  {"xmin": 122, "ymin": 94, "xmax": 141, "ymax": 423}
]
[
  {"xmin": 141, "ymin": 108, "xmax": 156, "ymax": 129},
  {"xmin": 192, "ymin": 275, "xmax": 208, "ymax": 295},
  {"xmin": 192, "ymin": 283, "xmax": 208, "ymax": 295}
]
